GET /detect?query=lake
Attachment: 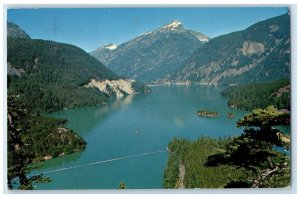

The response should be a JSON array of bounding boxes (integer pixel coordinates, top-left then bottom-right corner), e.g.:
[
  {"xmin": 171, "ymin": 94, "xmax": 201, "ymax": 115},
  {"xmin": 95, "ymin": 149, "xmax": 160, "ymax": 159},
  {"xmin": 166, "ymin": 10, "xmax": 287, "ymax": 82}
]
[{"xmin": 32, "ymin": 85, "xmax": 247, "ymax": 189}]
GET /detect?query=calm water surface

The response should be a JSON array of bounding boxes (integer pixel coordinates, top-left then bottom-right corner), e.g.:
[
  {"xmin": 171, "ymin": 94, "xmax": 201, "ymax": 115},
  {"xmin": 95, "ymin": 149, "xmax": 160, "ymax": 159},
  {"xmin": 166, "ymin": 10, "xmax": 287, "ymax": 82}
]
[{"xmin": 32, "ymin": 85, "xmax": 247, "ymax": 189}]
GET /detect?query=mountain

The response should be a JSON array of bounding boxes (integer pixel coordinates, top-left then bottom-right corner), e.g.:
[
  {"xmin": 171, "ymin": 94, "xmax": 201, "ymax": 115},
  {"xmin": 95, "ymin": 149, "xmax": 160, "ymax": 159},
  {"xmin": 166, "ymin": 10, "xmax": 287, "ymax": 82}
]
[
  {"xmin": 7, "ymin": 22, "xmax": 31, "ymax": 39},
  {"xmin": 90, "ymin": 43, "xmax": 117, "ymax": 66},
  {"xmin": 90, "ymin": 20, "xmax": 209, "ymax": 82},
  {"xmin": 7, "ymin": 27, "xmax": 148, "ymax": 113},
  {"xmin": 165, "ymin": 13, "xmax": 291, "ymax": 84}
]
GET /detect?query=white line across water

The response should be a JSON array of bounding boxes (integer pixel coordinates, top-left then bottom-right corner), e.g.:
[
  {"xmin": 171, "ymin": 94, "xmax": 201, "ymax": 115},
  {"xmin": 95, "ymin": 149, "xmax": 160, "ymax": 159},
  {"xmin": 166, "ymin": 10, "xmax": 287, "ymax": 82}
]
[{"xmin": 40, "ymin": 149, "xmax": 167, "ymax": 175}]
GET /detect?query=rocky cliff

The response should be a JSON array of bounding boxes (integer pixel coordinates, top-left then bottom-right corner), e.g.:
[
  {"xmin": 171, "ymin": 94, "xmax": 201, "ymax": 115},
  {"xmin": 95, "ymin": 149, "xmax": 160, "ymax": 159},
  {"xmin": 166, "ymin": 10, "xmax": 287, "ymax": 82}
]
[{"xmin": 84, "ymin": 79, "xmax": 139, "ymax": 98}]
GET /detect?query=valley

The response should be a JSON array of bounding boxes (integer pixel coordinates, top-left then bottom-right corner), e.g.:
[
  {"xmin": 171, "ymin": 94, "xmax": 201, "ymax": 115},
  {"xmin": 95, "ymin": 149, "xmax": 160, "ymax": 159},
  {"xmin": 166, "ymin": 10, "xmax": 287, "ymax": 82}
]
[{"xmin": 6, "ymin": 8, "xmax": 291, "ymax": 190}]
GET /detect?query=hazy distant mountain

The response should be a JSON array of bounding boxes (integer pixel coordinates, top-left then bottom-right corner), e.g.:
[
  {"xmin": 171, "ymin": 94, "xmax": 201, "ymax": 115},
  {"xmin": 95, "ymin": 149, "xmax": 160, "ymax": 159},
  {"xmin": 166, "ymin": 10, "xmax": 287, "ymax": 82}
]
[
  {"xmin": 165, "ymin": 13, "xmax": 290, "ymax": 84},
  {"xmin": 90, "ymin": 43, "xmax": 117, "ymax": 65},
  {"xmin": 90, "ymin": 21, "xmax": 209, "ymax": 82},
  {"xmin": 7, "ymin": 22, "xmax": 31, "ymax": 39}
]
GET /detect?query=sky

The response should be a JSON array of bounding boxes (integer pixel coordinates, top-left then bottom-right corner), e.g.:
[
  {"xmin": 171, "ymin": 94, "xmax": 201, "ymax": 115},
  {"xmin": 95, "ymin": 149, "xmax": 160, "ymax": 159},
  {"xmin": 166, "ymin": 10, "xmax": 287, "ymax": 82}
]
[{"xmin": 7, "ymin": 7, "xmax": 289, "ymax": 52}]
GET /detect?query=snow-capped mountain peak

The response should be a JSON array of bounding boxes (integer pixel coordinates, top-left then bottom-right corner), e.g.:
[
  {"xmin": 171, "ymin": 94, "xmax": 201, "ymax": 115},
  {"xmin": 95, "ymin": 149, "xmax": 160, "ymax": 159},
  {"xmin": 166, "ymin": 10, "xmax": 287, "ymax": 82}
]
[{"xmin": 162, "ymin": 20, "xmax": 183, "ymax": 30}]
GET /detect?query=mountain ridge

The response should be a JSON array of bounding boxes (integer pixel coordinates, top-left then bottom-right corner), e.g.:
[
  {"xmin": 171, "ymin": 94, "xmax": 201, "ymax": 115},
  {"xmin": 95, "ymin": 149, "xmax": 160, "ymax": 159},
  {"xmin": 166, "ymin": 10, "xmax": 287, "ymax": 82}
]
[
  {"xmin": 7, "ymin": 22, "xmax": 31, "ymax": 39},
  {"xmin": 163, "ymin": 13, "xmax": 290, "ymax": 84},
  {"xmin": 90, "ymin": 20, "xmax": 210, "ymax": 82}
]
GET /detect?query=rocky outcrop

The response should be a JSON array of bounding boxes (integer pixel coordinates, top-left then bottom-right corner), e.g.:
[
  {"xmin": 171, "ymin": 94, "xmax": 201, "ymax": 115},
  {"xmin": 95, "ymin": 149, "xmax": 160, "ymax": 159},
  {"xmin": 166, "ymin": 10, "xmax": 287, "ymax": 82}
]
[
  {"xmin": 176, "ymin": 161, "xmax": 185, "ymax": 189},
  {"xmin": 84, "ymin": 79, "xmax": 137, "ymax": 98},
  {"xmin": 275, "ymin": 85, "xmax": 290, "ymax": 97},
  {"xmin": 7, "ymin": 62, "xmax": 25, "ymax": 77},
  {"xmin": 242, "ymin": 41, "xmax": 265, "ymax": 56}
]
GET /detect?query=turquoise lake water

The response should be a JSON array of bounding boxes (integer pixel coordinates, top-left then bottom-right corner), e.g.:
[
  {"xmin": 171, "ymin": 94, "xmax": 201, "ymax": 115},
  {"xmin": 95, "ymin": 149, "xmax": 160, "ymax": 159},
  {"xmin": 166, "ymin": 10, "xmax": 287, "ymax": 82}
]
[{"xmin": 31, "ymin": 85, "xmax": 247, "ymax": 189}]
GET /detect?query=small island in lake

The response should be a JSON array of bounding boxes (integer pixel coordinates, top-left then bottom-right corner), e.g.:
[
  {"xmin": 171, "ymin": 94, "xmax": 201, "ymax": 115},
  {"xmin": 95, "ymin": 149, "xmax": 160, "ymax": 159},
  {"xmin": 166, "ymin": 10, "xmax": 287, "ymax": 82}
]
[
  {"xmin": 227, "ymin": 112, "xmax": 235, "ymax": 119},
  {"xmin": 197, "ymin": 110, "xmax": 220, "ymax": 118}
]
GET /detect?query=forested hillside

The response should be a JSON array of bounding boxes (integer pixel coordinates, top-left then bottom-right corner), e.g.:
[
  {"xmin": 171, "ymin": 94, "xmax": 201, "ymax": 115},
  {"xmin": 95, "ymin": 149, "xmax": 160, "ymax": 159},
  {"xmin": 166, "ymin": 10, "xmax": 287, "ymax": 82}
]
[
  {"xmin": 7, "ymin": 24, "xmax": 119, "ymax": 189},
  {"xmin": 7, "ymin": 37, "xmax": 119, "ymax": 113},
  {"xmin": 7, "ymin": 96, "xmax": 86, "ymax": 189},
  {"xmin": 221, "ymin": 79, "xmax": 290, "ymax": 111},
  {"xmin": 164, "ymin": 137, "xmax": 245, "ymax": 188}
]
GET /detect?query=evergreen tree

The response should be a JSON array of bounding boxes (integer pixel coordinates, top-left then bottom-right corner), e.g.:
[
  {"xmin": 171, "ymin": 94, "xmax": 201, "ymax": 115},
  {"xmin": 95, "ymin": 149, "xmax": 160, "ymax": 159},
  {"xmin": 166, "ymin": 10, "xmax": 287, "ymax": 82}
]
[
  {"xmin": 206, "ymin": 106, "xmax": 290, "ymax": 187},
  {"xmin": 7, "ymin": 97, "xmax": 33, "ymax": 189},
  {"xmin": 7, "ymin": 97, "xmax": 51, "ymax": 190}
]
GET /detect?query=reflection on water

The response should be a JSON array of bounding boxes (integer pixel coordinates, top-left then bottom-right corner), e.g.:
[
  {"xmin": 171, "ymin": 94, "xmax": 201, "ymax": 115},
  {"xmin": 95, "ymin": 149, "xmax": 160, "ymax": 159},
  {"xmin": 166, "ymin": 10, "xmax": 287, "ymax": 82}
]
[
  {"xmin": 174, "ymin": 117, "xmax": 184, "ymax": 128},
  {"xmin": 49, "ymin": 94, "xmax": 137, "ymax": 136},
  {"xmin": 34, "ymin": 150, "xmax": 84, "ymax": 171}
]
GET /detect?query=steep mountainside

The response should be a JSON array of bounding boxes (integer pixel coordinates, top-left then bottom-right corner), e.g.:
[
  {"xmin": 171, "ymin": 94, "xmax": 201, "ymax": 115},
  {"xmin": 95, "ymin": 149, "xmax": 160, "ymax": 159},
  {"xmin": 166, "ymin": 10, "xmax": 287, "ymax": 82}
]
[
  {"xmin": 90, "ymin": 21, "xmax": 209, "ymax": 82},
  {"xmin": 221, "ymin": 79, "xmax": 290, "ymax": 111},
  {"xmin": 7, "ymin": 37, "xmax": 148, "ymax": 113},
  {"xmin": 166, "ymin": 13, "xmax": 290, "ymax": 84},
  {"xmin": 7, "ymin": 22, "xmax": 31, "ymax": 39}
]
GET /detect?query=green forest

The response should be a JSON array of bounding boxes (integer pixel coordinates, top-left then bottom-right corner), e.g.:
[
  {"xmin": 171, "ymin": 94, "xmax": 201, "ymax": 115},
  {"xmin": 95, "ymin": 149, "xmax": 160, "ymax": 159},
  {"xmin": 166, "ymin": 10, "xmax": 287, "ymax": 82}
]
[
  {"xmin": 7, "ymin": 37, "xmax": 116, "ymax": 189},
  {"xmin": 7, "ymin": 37, "xmax": 118, "ymax": 113},
  {"xmin": 23, "ymin": 114, "xmax": 86, "ymax": 160},
  {"xmin": 7, "ymin": 96, "xmax": 86, "ymax": 189},
  {"xmin": 163, "ymin": 137, "xmax": 246, "ymax": 188},
  {"xmin": 221, "ymin": 79, "xmax": 290, "ymax": 111},
  {"xmin": 7, "ymin": 36, "xmax": 148, "ymax": 189},
  {"xmin": 164, "ymin": 106, "xmax": 290, "ymax": 188}
]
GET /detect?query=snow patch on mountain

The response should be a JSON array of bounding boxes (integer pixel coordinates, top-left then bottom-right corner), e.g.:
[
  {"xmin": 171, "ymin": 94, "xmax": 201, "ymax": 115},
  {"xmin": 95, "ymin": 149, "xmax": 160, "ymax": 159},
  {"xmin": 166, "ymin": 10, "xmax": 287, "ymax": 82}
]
[
  {"xmin": 104, "ymin": 44, "xmax": 118, "ymax": 50},
  {"xmin": 162, "ymin": 21, "xmax": 183, "ymax": 30},
  {"xmin": 140, "ymin": 31, "xmax": 152, "ymax": 36}
]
